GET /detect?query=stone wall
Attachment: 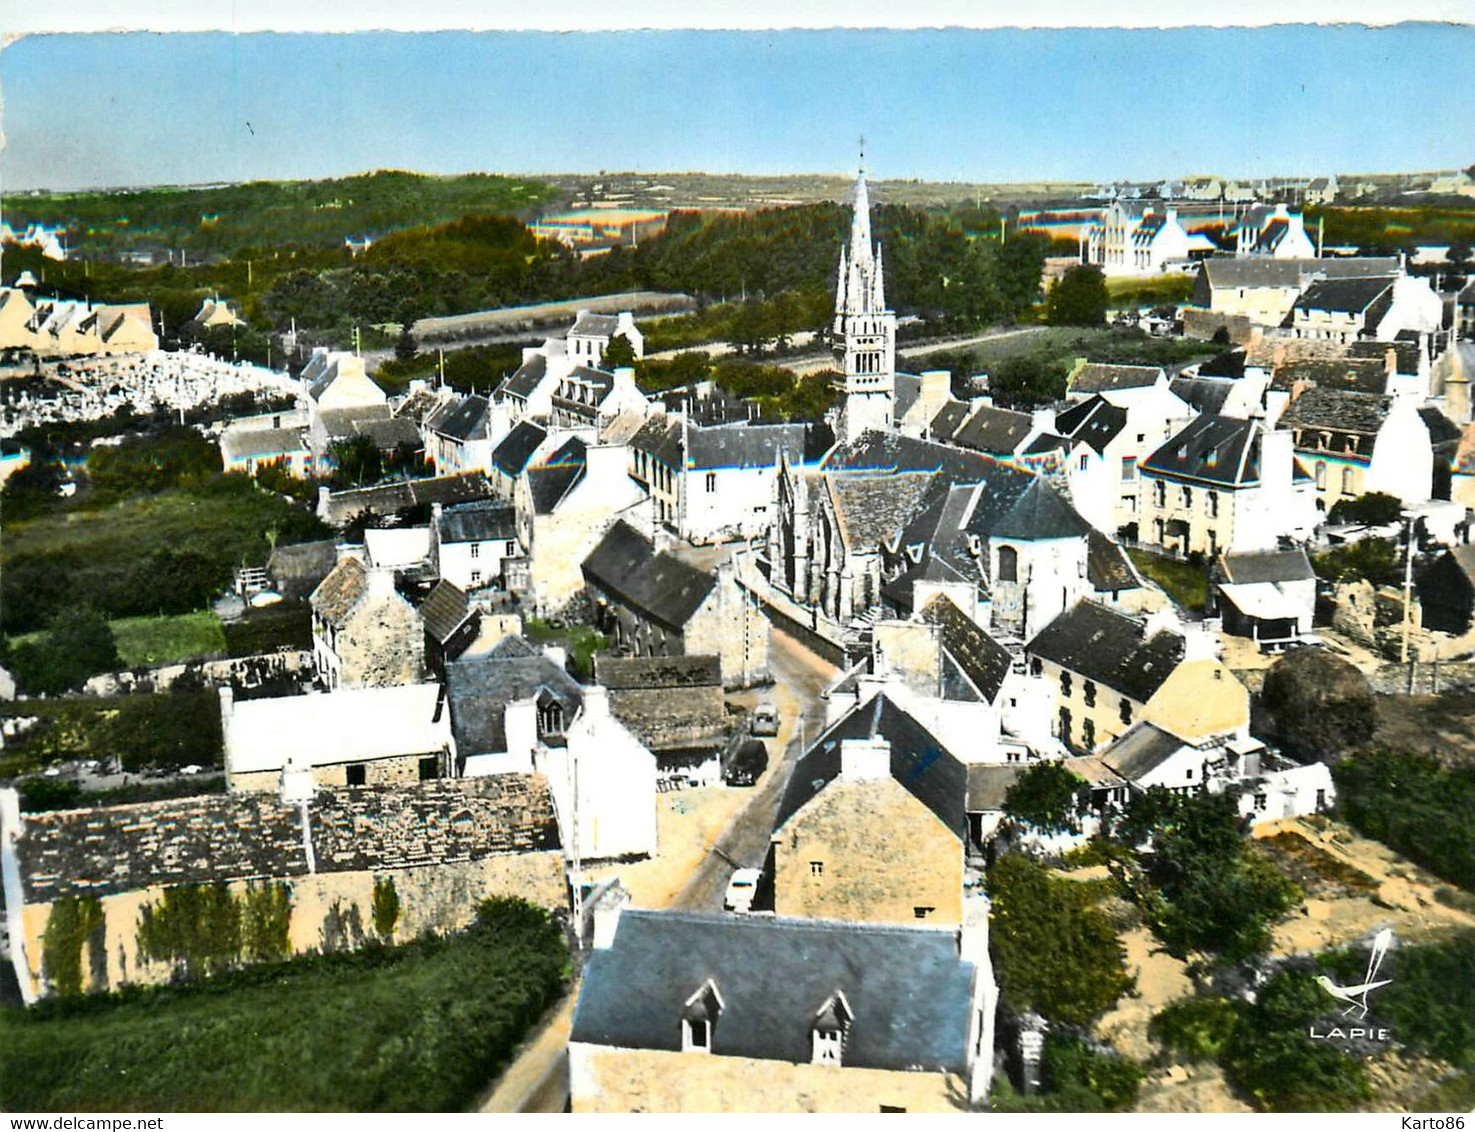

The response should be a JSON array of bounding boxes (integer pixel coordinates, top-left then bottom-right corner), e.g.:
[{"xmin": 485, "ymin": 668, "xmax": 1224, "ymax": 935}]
[
  {"xmin": 228, "ymin": 752, "xmax": 442, "ymax": 793},
  {"xmin": 83, "ymin": 650, "xmax": 312, "ymax": 697},
  {"xmin": 340, "ymin": 600, "xmax": 426, "ymax": 688},
  {"xmin": 1182, "ymin": 307, "xmax": 1259, "ymax": 345},
  {"xmin": 15, "ymin": 850, "xmax": 565, "ymax": 999}
]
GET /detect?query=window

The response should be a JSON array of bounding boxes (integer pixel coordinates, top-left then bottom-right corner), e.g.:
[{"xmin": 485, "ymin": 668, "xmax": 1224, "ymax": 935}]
[
  {"xmin": 812, "ymin": 992, "xmax": 852, "ymax": 1065},
  {"xmin": 1082, "ymin": 718, "xmax": 1096, "ymax": 748},
  {"xmin": 1030, "ymin": 657, "xmax": 1042, "ymax": 677},
  {"xmin": 1180, "ymin": 485, "xmax": 1192, "ymax": 510},
  {"xmin": 706, "ymin": 472, "xmax": 717, "ymax": 492},
  {"xmin": 345, "ymin": 764, "xmax": 367, "ymax": 787},
  {"xmin": 470, "ymin": 542, "xmax": 480, "ymax": 559},
  {"xmin": 880, "ymin": 1107, "xmax": 907, "ymax": 1114},
  {"xmin": 1315, "ymin": 461, "xmax": 1327, "ymax": 489},
  {"xmin": 683, "ymin": 981, "xmax": 723, "ymax": 1053},
  {"xmin": 1083, "ymin": 680, "xmax": 1096, "ymax": 707},
  {"xmin": 538, "ymin": 698, "xmax": 564, "ymax": 736},
  {"xmin": 1341, "ymin": 467, "xmax": 1355, "ymax": 494},
  {"xmin": 1119, "ymin": 698, "xmax": 1132, "ymax": 725},
  {"xmin": 810, "ymin": 861, "xmax": 824, "ymax": 876},
  {"xmin": 418, "ymin": 756, "xmax": 439, "ymax": 781},
  {"xmin": 1079, "ymin": 453, "xmax": 1089, "ymax": 472},
  {"xmin": 1121, "ymin": 457, "xmax": 1137, "ymax": 482},
  {"xmin": 1059, "ymin": 707, "xmax": 1073, "ymax": 744},
  {"xmin": 1186, "ymin": 766, "xmax": 1195, "ymax": 780},
  {"xmin": 506, "ymin": 540, "xmax": 517, "ymax": 557},
  {"xmin": 1254, "ymin": 793, "xmax": 1268, "ymax": 812},
  {"xmin": 1060, "ymin": 671, "xmax": 1072, "ymax": 697},
  {"xmin": 470, "ymin": 569, "xmax": 481, "ymax": 584},
  {"xmin": 1207, "ymin": 490, "xmax": 1219, "ymax": 519},
  {"xmin": 1154, "ymin": 481, "xmax": 1166, "ymax": 508},
  {"xmin": 913, "ymin": 906, "xmax": 935, "ymax": 920},
  {"xmin": 998, "ymin": 545, "xmax": 1018, "ymax": 583}
]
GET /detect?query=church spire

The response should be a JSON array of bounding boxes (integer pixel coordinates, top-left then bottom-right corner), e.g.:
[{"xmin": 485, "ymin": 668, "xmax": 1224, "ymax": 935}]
[{"xmin": 833, "ymin": 140, "xmax": 897, "ymax": 445}]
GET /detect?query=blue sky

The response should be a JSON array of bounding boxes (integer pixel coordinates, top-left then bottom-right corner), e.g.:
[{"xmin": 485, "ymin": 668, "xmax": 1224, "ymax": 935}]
[{"xmin": 2, "ymin": 24, "xmax": 1472, "ymax": 191}]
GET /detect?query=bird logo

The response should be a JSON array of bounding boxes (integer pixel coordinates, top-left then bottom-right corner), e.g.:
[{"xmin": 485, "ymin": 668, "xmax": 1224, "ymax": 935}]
[{"xmin": 1314, "ymin": 928, "xmax": 1394, "ymax": 1020}]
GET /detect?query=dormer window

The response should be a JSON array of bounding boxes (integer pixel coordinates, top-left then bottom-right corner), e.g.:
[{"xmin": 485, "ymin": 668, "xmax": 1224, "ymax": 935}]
[
  {"xmin": 682, "ymin": 980, "xmax": 724, "ymax": 1053},
  {"xmin": 812, "ymin": 991, "xmax": 853, "ymax": 1066},
  {"xmin": 906, "ymin": 544, "xmax": 924, "ymax": 565},
  {"xmin": 537, "ymin": 690, "xmax": 564, "ymax": 736}
]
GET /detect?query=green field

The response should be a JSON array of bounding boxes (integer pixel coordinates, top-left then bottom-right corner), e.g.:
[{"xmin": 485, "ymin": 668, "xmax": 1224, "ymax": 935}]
[
  {"xmin": 0, "ymin": 899, "xmax": 568, "ymax": 1113},
  {"xmin": 1127, "ymin": 548, "xmax": 1209, "ymax": 613},
  {"xmin": 110, "ymin": 611, "xmax": 228, "ymax": 667}
]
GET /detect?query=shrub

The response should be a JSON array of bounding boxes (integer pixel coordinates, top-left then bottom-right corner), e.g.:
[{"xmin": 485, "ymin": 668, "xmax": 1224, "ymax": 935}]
[
  {"xmin": 1333, "ymin": 751, "xmax": 1475, "ymax": 891},
  {"xmin": 1040, "ymin": 1034, "xmax": 1143, "ymax": 1111},
  {"xmin": 1261, "ymin": 648, "xmax": 1377, "ymax": 762},
  {"xmin": 1150, "ymin": 996, "xmax": 1242, "ymax": 1062}
]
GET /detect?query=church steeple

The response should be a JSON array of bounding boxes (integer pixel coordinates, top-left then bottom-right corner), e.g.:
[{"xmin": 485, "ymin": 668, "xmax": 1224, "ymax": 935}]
[{"xmin": 834, "ymin": 142, "xmax": 897, "ymax": 445}]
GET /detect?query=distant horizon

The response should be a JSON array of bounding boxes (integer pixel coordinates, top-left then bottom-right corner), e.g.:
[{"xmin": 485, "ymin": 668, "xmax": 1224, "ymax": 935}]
[{"xmin": 2, "ymin": 25, "xmax": 1473, "ymax": 192}]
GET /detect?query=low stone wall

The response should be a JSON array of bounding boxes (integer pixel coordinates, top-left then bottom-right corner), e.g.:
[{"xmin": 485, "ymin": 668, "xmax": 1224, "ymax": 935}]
[
  {"xmin": 83, "ymin": 650, "xmax": 312, "ymax": 697},
  {"xmin": 1182, "ymin": 307, "xmax": 1259, "ymax": 345}
]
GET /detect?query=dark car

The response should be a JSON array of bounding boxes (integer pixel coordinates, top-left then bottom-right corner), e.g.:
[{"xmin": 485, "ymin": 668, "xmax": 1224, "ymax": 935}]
[{"xmin": 723, "ymin": 738, "xmax": 769, "ymax": 787}]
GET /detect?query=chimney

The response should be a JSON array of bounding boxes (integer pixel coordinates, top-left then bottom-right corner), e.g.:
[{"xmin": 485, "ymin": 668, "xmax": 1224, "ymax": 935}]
[
  {"xmin": 1031, "ymin": 406, "xmax": 1056, "ymax": 435},
  {"xmin": 505, "ymin": 698, "xmax": 538, "ymax": 763},
  {"xmin": 589, "ymin": 879, "xmax": 630, "ymax": 949},
  {"xmin": 431, "ymin": 502, "xmax": 444, "ymax": 528},
  {"xmin": 542, "ymin": 644, "xmax": 568, "ymax": 670},
  {"xmin": 1386, "ymin": 346, "xmax": 1398, "ymax": 379},
  {"xmin": 580, "ymin": 684, "xmax": 610, "ymax": 720},
  {"xmin": 959, "ymin": 891, "xmax": 991, "ymax": 968},
  {"xmin": 366, "ymin": 565, "xmax": 397, "ymax": 601},
  {"xmin": 1259, "ymin": 427, "xmax": 1294, "ymax": 495},
  {"xmin": 316, "ymin": 485, "xmax": 332, "ymax": 519},
  {"xmin": 583, "ymin": 444, "xmax": 627, "ymax": 485},
  {"xmin": 839, "ymin": 737, "xmax": 890, "ymax": 781},
  {"xmin": 279, "ymin": 761, "xmax": 316, "ymax": 804}
]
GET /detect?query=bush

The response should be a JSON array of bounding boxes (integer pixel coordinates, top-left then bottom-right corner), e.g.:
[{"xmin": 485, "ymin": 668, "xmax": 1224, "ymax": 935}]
[
  {"xmin": 989, "ymin": 854, "xmax": 1134, "ymax": 1026},
  {"xmin": 1150, "ymin": 996, "xmax": 1242, "ymax": 1062},
  {"xmin": 1333, "ymin": 751, "xmax": 1475, "ymax": 891},
  {"xmin": 1327, "ymin": 492, "xmax": 1403, "ymax": 526},
  {"xmin": 1040, "ymin": 1033, "xmax": 1143, "ymax": 1111},
  {"xmin": 1003, "ymin": 762, "xmax": 1087, "ymax": 834},
  {"xmin": 1262, "ymin": 647, "xmax": 1377, "ymax": 762},
  {"xmin": 9, "ymin": 608, "xmax": 121, "ymax": 695}
]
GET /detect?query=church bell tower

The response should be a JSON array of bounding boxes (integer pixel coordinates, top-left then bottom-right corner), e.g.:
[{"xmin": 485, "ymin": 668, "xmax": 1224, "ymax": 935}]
[{"xmin": 834, "ymin": 145, "xmax": 897, "ymax": 444}]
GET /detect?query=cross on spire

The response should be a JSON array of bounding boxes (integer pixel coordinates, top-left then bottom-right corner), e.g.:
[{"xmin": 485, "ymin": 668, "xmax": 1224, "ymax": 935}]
[{"xmin": 858, "ymin": 135, "xmax": 866, "ymax": 177}]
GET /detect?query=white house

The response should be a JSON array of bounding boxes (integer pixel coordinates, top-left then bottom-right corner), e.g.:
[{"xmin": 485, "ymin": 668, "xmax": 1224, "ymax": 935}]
[
  {"xmin": 1086, "ymin": 203, "xmax": 1196, "ymax": 276},
  {"xmin": 1212, "ymin": 547, "xmax": 1318, "ymax": 646},
  {"xmin": 1236, "ymin": 204, "xmax": 1317, "ymax": 259},
  {"xmin": 433, "ymin": 499, "xmax": 520, "ymax": 593},
  {"xmin": 566, "ymin": 310, "xmax": 644, "ymax": 367},
  {"xmin": 425, "ymin": 393, "xmax": 507, "ymax": 475}
]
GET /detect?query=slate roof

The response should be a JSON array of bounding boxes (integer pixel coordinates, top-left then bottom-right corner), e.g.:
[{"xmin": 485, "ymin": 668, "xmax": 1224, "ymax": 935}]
[
  {"xmin": 774, "ymin": 694, "xmax": 967, "ymax": 840},
  {"xmin": 321, "ymin": 473, "xmax": 495, "ymax": 525},
  {"xmin": 428, "ymin": 394, "xmax": 491, "ymax": 442},
  {"xmin": 419, "ymin": 579, "xmax": 473, "ymax": 644},
  {"xmin": 497, "ymin": 353, "xmax": 547, "ymax": 400},
  {"xmin": 18, "ymin": 778, "xmax": 559, "ymax": 903},
  {"xmin": 267, "ymin": 539, "xmax": 341, "ymax": 600},
  {"xmin": 572, "ymin": 909, "xmax": 977, "ymax": 1074},
  {"xmin": 445, "ymin": 646, "xmax": 584, "ymax": 755},
  {"xmin": 1100, "ymin": 722, "xmax": 1187, "ymax": 781},
  {"xmin": 1280, "ymin": 387, "xmax": 1390, "ymax": 437},
  {"xmin": 630, "ymin": 415, "xmax": 684, "ymax": 466},
  {"xmin": 1141, "ymin": 415, "xmax": 1261, "ymax": 486},
  {"xmin": 952, "ymin": 404, "xmax": 1035, "ymax": 455},
  {"xmin": 1088, "ymin": 529, "xmax": 1142, "ymax": 593},
  {"xmin": 438, "ymin": 499, "xmax": 517, "ymax": 544},
  {"xmin": 582, "ymin": 521, "xmax": 717, "ymax": 632},
  {"xmin": 1350, "ymin": 339, "xmax": 1421, "ymax": 375},
  {"xmin": 965, "ymin": 764, "xmax": 1026, "ymax": 811},
  {"xmin": 991, "ymin": 477, "xmax": 1093, "ymax": 541},
  {"xmin": 824, "ymin": 429, "xmax": 1000, "ymax": 488},
  {"xmin": 928, "ymin": 401, "xmax": 973, "ymax": 443},
  {"xmin": 893, "ymin": 372, "xmax": 924, "ymax": 422},
  {"xmin": 1198, "ymin": 256, "xmax": 1399, "ymax": 291},
  {"xmin": 1069, "ymin": 363, "xmax": 1163, "ymax": 395},
  {"xmin": 919, "ymin": 595, "xmax": 1011, "ymax": 703},
  {"xmin": 492, "ymin": 421, "xmax": 548, "ymax": 478},
  {"xmin": 1419, "ymin": 406, "xmax": 1463, "ymax": 448},
  {"xmin": 593, "ymin": 655, "xmax": 722, "ymax": 690},
  {"xmin": 221, "ymin": 427, "xmax": 309, "ymax": 463},
  {"xmin": 687, "ymin": 422, "xmax": 806, "ymax": 470},
  {"xmin": 1027, "ymin": 600, "xmax": 1185, "ymax": 703},
  {"xmin": 350, "ymin": 415, "xmax": 424, "ymax": 451},
  {"xmin": 1055, "ymin": 395, "xmax": 1128, "ymax": 454},
  {"xmin": 1293, "ymin": 276, "xmax": 1395, "ymax": 316},
  {"xmin": 1196, "ymin": 349, "xmax": 1248, "ymax": 379},
  {"xmin": 526, "ymin": 438, "xmax": 588, "ymax": 514},
  {"xmin": 1170, "ymin": 377, "xmax": 1234, "ymax": 417},
  {"xmin": 1219, "ymin": 547, "xmax": 1316, "ymax": 585},
  {"xmin": 569, "ymin": 311, "xmax": 621, "ymax": 337}
]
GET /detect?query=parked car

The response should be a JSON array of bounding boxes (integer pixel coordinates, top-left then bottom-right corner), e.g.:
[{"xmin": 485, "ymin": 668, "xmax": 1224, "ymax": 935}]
[
  {"xmin": 723, "ymin": 868, "xmax": 762, "ymax": 914},
  {"xmin": 723, "ymin": 739, "xmax": 769, "ymax": 787},
  {"xmin": 751, "ymin": 702, "xmax": 779, "ymax": 736}
]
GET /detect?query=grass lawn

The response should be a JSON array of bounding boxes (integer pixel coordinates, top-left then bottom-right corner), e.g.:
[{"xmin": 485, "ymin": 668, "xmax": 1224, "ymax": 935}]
[
  {"xmin": 111, "ymin": 611, "xmax": 227, "ymax": 667},
  {"xmin": 222, "ymin": 602, "xmax": 314, "ymax": 658},
  {"xmin": 1126, "ymin": 547, "xmax": 1208, "ymax": 613},
  {"xmin": 951, "ymin": 326, "xmax": 1218, "ymax": 377},
  {"xmin": 0, "ymin": 899, "xmax": 569, "ymax": 1113},
  {"xmin": 525, "ymin": 616, "xmax": 609, "ymax": 679}
]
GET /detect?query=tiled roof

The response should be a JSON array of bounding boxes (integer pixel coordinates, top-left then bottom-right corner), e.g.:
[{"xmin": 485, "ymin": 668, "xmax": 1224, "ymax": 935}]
[
  {"xmin": 267, "ymin": 539, "xmax": 340, "ymax": 599},
  {"xmin": 952, "ymin": 403, "xmax": 1035, "ymax": 456},
  {"xmin": 1027, "ymin": 600, "xmax": 1184, "ymax": 703},
  {"xmin": 497, "ymin": 353, "xmax": 548, "ymax": 400},
  {"xmin": 828, "ymin": 471, "xmax": 938, "ymax": 553},
  {"xmin": 630, "ymin": 416, "xmax": 684, "ymax": 466},
  {"xmin": 429, "ymin": 394, "xmax": 492, "ymax": 442},
  {"xmin": 438, "ymin": 499, "xmax": 517, "ymax": 543},
  {"xmin": 1141, "ymin": 415, "xmax": 1261, "ymax": 487},
  {"xmin": 1219, "ymin": 547, "xmax": 1316, "ymax": 585},
  {"xmin": 1349, "ymin": 339, "xmax": 1421, "ymax": 375},
  {"xmin": 965, "ymin": 763, "xmax": 1026, "ymax": 811},
  {"xmin": 991, "ymin": 478, "xmax": 1092, "ymax": 541},
  {"xmin": 1100, "ymin": 722, "xmax": 1186, "ymax": 782},
  {"xmin": 919, "ymin": 594, "xmax": 1011, "ymax": 703},
  {"xmin": 419, "ymin": 579, "xmax": 473, "ymax": 644},
  {"xmin": 321, "ymin": 473, "xmax": 495, "ymax": 525},
  {"xmin": 1293, "ymin": 276, "xmax": 1395, "ymax": 316},
  {"xmin": 1169, "ymin": 378, "xmax": 1234, "ymax": 417},
  {"xmin": 592, "ymin": 655, "xmax": 722, "ymax": 690},
  {"xmin": 572, "ymin": 909, "xmax": 977, "ymax": 1073},
  {"xmin": 687, "ymin": 421, "xmax": 806, "ymax": 470},
  {"xmin": 445, "ymin": 646, "xmax": 583, "ymax": 755},
  {"xmin": 582, "ymin": 521, "xmax": 717, "ymax": 632},
  {"xmin": 1270, "ymin": 356, "xmax": 1387, "ymax": 394},
  {"xmin": 492, "ymin": 421, "xmax": 549, "ymax": 478},
  {"xmin": 1198, "ymin": 256, "xmax": 1399, "ymax": 291},
  {"xmin": 1088, "ymin": 530, "xmax": 1141, "ymax": 593},
  {"xmin": 1280, "ymin": 387, "xmax": 1390, "ymax": 437},
  {"xmin": 310, "ymin": 556, "xmax": 369, "ymax": 624},
  {"xmin": 1069, "ymin": 363, "xmax": 1163, "ymax": 395},
  {"xmin": 928, "ymin": 400, "xmax": 973, "ymax": 443},
  {"xmin": 1055, "ymin": 395, "xmax": 1128, "ymax": 454},
  {"xmin": 569, "ymin": 311, "xmax": 621, "ymax": 337}
]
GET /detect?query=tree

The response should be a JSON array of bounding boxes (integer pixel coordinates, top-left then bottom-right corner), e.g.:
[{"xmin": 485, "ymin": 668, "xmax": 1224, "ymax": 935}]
[
  {"xmin": 1046, "ymin": 265, "xmax": 1108, "ymax": 327},
  {"xmin": 989, "ymin": 353, "xmax": 1067, "ymax": 408},
  {"xmin": 1109, "ymin": 789, "xmax": 1301, "ymax": 964},
  {"xmin": 1003, "ymin": 762, "xmax": 1087, "ymax": 834},
  {"xmin": 602, "ymin": 332, "xmax": 637, "ymax": 369},
  {"xmin": 394, "ymin": 321, "xmax": 418, "ymax": 365},
  {"xmin": 1327, "ymin": 491, "xmax": 1403, "ymax": 526},
  {"xmin": 1261, "ymin": 648, "xmax": 1376, "ymax": 762},
  {"xmin": 989, "ymin": 854, "xmax": 1135, "ymax": 1026},
  {"xmin": 329, "ymin": 436, "xmax": 383, "ymax": 488},
  {"xmin": 9, "ymin": 608, "xmax": 121, "ymax": 696}
]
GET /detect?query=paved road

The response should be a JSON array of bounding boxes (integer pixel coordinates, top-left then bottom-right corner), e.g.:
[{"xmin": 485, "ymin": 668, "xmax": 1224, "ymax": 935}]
[
  {"xmin": 779, "ymin": 324, "xmax": 1047, "ymax": 376},
  {"xmin": 669, "ymin": 627, "xmax": 839, "ymax": 912}
]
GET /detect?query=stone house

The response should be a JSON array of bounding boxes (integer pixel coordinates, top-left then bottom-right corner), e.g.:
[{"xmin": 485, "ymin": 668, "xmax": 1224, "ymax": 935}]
[
  {"xmin": 266, "ymin": 538, "xmax": 338, "ymax": 601},
  {"xmin": 309, "ymin": 554, "xmax": 426, "ymax": 690},
  {"xmin": 316, "ymin": 472, "xmax": 495, "ymax": 528},
  {"xmin": 549, "ymin": 365, "xmax": 648, "ymax": 432},
  {"xmin": 582, "ymin": 521, "xmax": 770, "ymax": 687},
  {"xmin": 569, "ymin": 900, "xmax": 996, "ymax": 1112},
  {"xmin": 1187, "ymin": 256, "xmax": 1399, "ymax": 333},
  {"xmin": 418, "ymin": 579, "xmax": 480, "ymax": 672},
  {"xmin": 221, "ymin": 683, "xmax": 452, "ymax": 791},
  {"xmin": 1026, "ymin": 601, "xmax": 1249, "ymax": 754},
  {"xmin": 592, "ymin": 655, "xmax": 728, "ymax": 788},
  {"xmin": 446, "ymin": 637, "xmax": 658, "ymax": 860},
  {"xmin": 0, "ymin": 777, "xmax": 564, "ymax": 1003},
  {"xmin": 1279, "ymin": 387, "xmax": 1436, "ymax": 511},
  {"xmin": 1138, "ymin": 416, "xmax": 1317, "ymax": 557},
  {"xmin": 424, "ymin": 392, "xmax": 506, "ymax": 475},
  {"xmin": 513, "ymin": 438, "xmax": 649, "ymax": 615},
  {"xmin": 1416, "ymin": 544, "xmax": 1475, "ymax": 635}
]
